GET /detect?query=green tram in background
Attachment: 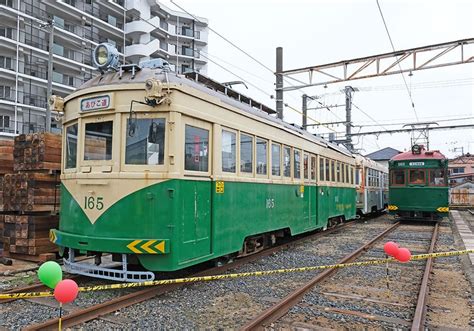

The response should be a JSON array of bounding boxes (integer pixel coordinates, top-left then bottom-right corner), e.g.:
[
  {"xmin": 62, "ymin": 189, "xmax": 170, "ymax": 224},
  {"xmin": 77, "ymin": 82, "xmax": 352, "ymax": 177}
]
[
  {"xmin": 388, "ymin": 144, "xmax": 449, "ymax": 221},
  {"xmin": 49, "ymin": 44, "xmax": 358, "ymax": 282}
]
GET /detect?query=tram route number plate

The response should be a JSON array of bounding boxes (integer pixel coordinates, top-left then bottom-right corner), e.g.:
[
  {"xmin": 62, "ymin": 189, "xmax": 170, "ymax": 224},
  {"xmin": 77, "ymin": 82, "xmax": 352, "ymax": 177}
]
[
  {"xmin": 216, "ymin": 181, "xmax": 224, "ymax": 194},
  {"xmin": 81, "ymin": 95, "xmax": 110, "ymax": 112}
]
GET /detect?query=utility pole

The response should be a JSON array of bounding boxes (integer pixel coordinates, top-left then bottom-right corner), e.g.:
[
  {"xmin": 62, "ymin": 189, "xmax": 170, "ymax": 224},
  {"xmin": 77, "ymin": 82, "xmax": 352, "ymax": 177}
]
[
  {"xmin": 302, "ymin": 94, "xmax": 307, "ymax": 129},
  {"xmin": 345, "ymin": 86, "xmax": 354, "ymax": 151},
  {"xmin": 46, "ymin": 18, "xmax": 55, "ymax": 133},
  {"xmin": 275, "ymin": 47, "xmax": 283, "ymax": 119}
]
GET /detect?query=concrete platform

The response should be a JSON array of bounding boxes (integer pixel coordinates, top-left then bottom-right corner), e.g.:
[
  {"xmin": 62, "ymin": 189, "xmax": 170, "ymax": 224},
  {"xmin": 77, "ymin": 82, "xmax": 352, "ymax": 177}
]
[{"xmin": 450, "ymin": 210, "xmax": 474, "ymax": 265}]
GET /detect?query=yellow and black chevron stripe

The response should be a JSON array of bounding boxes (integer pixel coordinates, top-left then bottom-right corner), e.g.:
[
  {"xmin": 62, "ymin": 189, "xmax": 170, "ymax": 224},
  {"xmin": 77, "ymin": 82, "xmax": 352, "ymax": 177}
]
[
  {"xmin": 126, "ymin": 240, "xmax": 166, "ymax": 254},
  {"xmin": 436, "ymin": 207, "xmax": 449, "ymax": 213},
  {"xmin": 388, "ymin": 205, "xmax": 398, "ymax": 211}
]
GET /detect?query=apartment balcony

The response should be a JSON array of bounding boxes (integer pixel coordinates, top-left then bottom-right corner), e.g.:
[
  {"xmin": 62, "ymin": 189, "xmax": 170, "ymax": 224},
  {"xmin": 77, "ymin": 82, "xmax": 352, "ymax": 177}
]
[
  {"xmin": 125, "ymin": 38, "xmax": 161, "ymax": 58},
  {"xmin": 125, "ymin": 16, "xmax": 160, "ymax": 36}
]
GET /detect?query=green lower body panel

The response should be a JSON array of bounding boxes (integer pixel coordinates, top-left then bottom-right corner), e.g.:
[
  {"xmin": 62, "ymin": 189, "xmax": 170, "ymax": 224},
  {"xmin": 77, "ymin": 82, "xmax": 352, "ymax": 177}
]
[
  {"xmin": 389, "ymin": 186, "xmax": 449, "ymax": 218},
  {"xmin": 57, "ymin": 180, "xmax": 356, "ymax": 272}
]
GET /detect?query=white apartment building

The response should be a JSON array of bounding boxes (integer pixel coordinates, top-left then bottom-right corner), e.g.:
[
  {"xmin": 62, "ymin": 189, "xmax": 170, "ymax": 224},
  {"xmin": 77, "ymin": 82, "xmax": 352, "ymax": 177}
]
[{"xmin": 0, "ymin": 0, "xmax": 208, "ymax": 136}]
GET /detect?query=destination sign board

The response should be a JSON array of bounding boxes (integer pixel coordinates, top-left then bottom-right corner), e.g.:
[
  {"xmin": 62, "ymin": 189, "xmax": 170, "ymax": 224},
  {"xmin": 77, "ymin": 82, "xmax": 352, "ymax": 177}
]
[{"xmin": 81, "ymin": 96, "xmax": 110, "ymax": 112}]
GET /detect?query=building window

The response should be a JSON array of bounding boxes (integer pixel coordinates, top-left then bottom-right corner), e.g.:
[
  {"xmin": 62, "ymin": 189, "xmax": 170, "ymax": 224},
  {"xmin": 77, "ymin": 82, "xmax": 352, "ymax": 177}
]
[
  {"xmin": 256, "ymin": 138, "xmax": 267, "ymax": 175},
  {"xmin": 283, "ymin": 146, "xmax": 291, "ymax": 177},
  {"xmin": 0, "ymin": 86, "xmax": 11, "ymax": 99},
  {"xmin": 294, "ymin": 149, "xmax": 301, "ymax": 179},
  {"xmin": 185, "ymin": 125, "xmax": 209, "ymax": 172},
  {"xmin": 271, "ymin": 143, "xmax": 281, "ymax": 176},
  {"xmin": 0, "ymin": 27, "xmax": 13, "ymax": 39},
  {"xmin": 451, "ymin": 167, "xmax": 465, "ymax": 174},
  {"xmin": 0, "ymin": 115, "xmax": 10, "ymax": 129},
  {"xmin": 0, "ymin": 56, "xmax": 12, "ymax": 69},
  {"xmin": 125, "ymin": 119, "xmax": 165, "ymax": 165},
  {"xmin": 240, "ymin": 133, "xmax": 253, "ymax": 173},
  {"xmin": 222, "ymin": 130, "xmax": 236, "ymax": 173},
  {"xmin": 0, "ymin": 0, "xmax": 14, "ymax": 7}
]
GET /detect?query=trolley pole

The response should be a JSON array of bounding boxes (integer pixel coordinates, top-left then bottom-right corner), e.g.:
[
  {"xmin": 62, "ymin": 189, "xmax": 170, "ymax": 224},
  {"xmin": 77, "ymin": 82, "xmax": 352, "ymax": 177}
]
[
  {"xmin": 302, "ymin": 94, "xmax": 308, "ymax": 129},
  {"xmin": 345, "ymin": 86, "xmax": 354, "ymax": 152},
  {"xmin": 46, "ymin": 19, "xmax": 55, "ymax": 133},
  {"xmin": 276, "ymin": 47, "xmax": 284, "ymax": 120}
]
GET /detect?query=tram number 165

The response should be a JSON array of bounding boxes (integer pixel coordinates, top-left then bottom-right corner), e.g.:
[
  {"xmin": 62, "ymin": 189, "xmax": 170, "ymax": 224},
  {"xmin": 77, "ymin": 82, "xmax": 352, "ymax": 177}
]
[{"xmin": 84, "ymin": 196, "xmax": 104, "ymax": 210}]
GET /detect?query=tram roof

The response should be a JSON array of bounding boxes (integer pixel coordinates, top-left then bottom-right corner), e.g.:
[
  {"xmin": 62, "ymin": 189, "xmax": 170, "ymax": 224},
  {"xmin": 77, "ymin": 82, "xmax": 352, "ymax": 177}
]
[
  {"xmin": 391, "ymin": 149, "xmax": 446, "ymax": 161},
  {"xmin": 77, "ymin": 67, "xmax": 353, "ymax": 158}
]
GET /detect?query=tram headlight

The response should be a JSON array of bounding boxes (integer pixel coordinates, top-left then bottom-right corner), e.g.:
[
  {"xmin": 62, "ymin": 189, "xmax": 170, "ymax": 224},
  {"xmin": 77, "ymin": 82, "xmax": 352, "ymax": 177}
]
[
  {"xmin": 49, "ymin": 95, "xmax": 64, "ymax": 112},
  {"xmin": 93, "ymin": 43, "xmax": 119, "ymax": 71},
  {"xmin": 145, "ymin": 78, "xmax": 163, "ymax": 99}
]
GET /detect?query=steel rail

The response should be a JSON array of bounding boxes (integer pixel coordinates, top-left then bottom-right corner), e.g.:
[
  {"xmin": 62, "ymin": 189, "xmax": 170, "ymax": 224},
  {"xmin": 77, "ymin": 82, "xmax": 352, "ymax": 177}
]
[
  {"xmin": 411, "ymin": 222, "xmax": 439, "ymax": 331},
  {"xmin": 24, "ymin": 219, "xmax": 360, "ymax": 330},
  {"xmin": 240, "ymin": 221, "xmax": 400, "ymax": 331}
]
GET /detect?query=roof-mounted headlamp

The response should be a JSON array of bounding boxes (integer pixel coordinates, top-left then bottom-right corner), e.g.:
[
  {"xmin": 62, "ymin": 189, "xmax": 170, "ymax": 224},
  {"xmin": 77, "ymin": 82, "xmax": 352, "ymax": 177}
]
[{"xmin": 93, "ymin": 43, "xmax": 120, "ymax": 72}]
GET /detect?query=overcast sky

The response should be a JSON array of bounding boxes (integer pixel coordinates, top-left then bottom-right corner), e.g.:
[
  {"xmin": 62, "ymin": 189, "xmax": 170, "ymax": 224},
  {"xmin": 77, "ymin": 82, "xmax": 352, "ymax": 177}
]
[{"xmin": 164, "ymin": 0, "xmax": 474, "ymax": 158}]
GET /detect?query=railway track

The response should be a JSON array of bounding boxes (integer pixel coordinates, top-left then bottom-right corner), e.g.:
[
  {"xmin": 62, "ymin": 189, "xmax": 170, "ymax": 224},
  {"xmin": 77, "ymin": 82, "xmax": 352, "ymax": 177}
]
[
  {"xmin": 241, "ymin": 221, "xmax": 440, "ymax": 330},
  {"xmin": 10, "ymin": 219, "xmax": 357, "ymax": 330}
]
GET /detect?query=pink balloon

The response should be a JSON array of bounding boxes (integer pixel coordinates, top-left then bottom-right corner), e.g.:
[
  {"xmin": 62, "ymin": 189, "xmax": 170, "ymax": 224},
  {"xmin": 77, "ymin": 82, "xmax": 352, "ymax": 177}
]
[
  {"xmin": 383, "ymin": 241, "xmax": 399, "ymax": 257},
  {"xmin": 395, "ymin": 247, "xmax": 412, "ymax": 263},
  {"xmin": 54, "ymin": 279, "xmax": 79, "ymax": 304}
]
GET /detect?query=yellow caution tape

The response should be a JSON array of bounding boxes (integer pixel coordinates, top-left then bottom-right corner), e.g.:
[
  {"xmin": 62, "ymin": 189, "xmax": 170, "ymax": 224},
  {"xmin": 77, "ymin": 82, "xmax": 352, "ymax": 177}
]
[{"xmin": 2, "ymin": 248, "xmax": 473, "ymax": 300}]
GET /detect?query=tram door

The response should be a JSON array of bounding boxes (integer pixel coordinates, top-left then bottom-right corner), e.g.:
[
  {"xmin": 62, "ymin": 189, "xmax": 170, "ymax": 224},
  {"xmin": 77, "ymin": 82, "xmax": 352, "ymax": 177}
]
[{"xmin": 180, "ymin": 119, "xmax": 212, "ymax": 262}]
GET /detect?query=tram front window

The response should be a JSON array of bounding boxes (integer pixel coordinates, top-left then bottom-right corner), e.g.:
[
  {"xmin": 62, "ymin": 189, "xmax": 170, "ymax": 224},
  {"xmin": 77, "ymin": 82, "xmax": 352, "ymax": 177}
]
[
  {"xmin": 429, "ymin": 169, "xmax": 446, "ymax": 186},
  {"xmin": 65, "ymin": 123, "xmax": 78, "ymax": 169},
  {"xmin": 84, "ymin": 121, "xmax": 113, "ymax": 160},
  {"xmin": 125, "ymin": 119, "xmax": 165, "ymax": 165}
]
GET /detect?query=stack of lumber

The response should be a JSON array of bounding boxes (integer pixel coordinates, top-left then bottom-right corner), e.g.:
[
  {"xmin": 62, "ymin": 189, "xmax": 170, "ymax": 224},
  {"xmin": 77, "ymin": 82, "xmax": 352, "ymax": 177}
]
[
  {"xmin": 0, "ymin": 139, "xmax": 14, "ymax": 174},
  {"xmin": 1, "ymin": 173, "xmax": 60, "ymax": 213},
  {"xmin": 3, "ymin": 214, "xmax": 58, "ymax": 258},
  {"xmin": 13, "ymin": 133, "xmax": 61, "ymax": 172},
  {"xmin": 1, "ymin": 132, "xmax": 62, "ymax": 261}
]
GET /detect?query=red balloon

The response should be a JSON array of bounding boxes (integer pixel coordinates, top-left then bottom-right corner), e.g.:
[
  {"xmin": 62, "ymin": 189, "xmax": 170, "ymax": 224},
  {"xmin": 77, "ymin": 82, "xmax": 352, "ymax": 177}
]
[
  {"xmin": 383, "ymin": 241, "xmax": 399, "ymax": 257},
  {"xmin": 54, "ymin": 279, "xmax": 79, "ymax": 304},
  {"xmin": 395, "ymin": 247, "xmax": 412, "ymax": 263}
]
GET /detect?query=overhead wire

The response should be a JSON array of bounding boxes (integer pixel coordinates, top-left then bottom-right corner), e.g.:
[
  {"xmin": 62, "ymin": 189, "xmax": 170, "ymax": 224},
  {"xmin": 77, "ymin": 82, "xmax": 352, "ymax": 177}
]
[{"xmin": 376, "ymin": 0, "xmax": 419, "ymax": 122}]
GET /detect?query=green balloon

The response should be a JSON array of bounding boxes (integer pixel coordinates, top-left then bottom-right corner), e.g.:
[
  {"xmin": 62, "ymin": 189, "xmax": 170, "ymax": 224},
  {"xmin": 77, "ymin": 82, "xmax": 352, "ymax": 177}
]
[{"xmin": 38, "ymin": 261, "xmax": 63, "ymax": 289}]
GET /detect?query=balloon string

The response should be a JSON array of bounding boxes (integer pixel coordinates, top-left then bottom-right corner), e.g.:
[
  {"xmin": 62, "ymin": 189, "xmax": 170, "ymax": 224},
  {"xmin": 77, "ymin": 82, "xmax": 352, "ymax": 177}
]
[
  {"xmin": 59, "ymin": 303, "xmax": 62, "ymax": 331},
  {"xmin": 385, "ymin": 258, "xmax": 390, "ymax": 298}
]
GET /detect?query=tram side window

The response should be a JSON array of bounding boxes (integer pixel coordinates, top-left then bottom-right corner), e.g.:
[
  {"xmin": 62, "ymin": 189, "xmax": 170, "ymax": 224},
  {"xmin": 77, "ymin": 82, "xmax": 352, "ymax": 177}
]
[
  {"xmin": 319, "ymin": 157, "xmax": 325, "ymax": 181},
  {"xmin": 84, "ymin": 121, "xmax": 113, "ymax": 160},
  {"xmin": 240, "ymin": 133, "xmax": 253, "ymax": 173},
  {"xmin": 294, "ymin": 149, "xmax": 301, "ymax": 179},
  {"xmin": 409, "ymin": 169, "xmax": 425, "ymax": 184},
  {"xmin": 303, "ymin": 153, "xmax": 309, "ymax": 179},
  {"xmin": 350, "ymin": 167, "xmax": 354, "ymax": 185},
  {"xmin": 256, "ymin": 138, "xmax": 267, "ymax": 175},
  {"xmin": 336, "ymin": 162, "xmax": 341, "ymax": 182},
  {"xmin": 331, "ymin": 160, "xmax": 335, "ymax": 182},
  {"xmin": 341, "ymin": 164, "xmax": 345, "ymax": 183},
  {"xmin": 429, "ymin": 169, "xmax": 446, "ymax": 186},
  {"xmin": 271, "ymin": 143, "xmax": 281, "ymax": 176},
  {"xmin": 345, "ymin": 164, "xmax": 349, "ymax": 183},
  {"xmin": 222, "ymin": 130, "xmax": 236, "ymax": 172},
  {"xmin": 311, "ymin": 155, "xmax": 316, "ymax": 180},
  {"xmin": 65, "ymin": 123, "xmax": 78, "ymax": 168},
  {"xmin": 283, "ymin": 146, "xmax": 291, "ymax": 177},
  {"xmin": 126, "ymin": 119, "xmax": 165, "ymax": 165},
  {"xmin": 184, "ymin": 125, "xmax": 209, "ymax": 172},
  {"xmin": 391, "ymin": 170, "xmax": 405, "ymax": 185},
  {"xmin": 325, "ymin": 159, "xmax": 330, "ymax": 181}
]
